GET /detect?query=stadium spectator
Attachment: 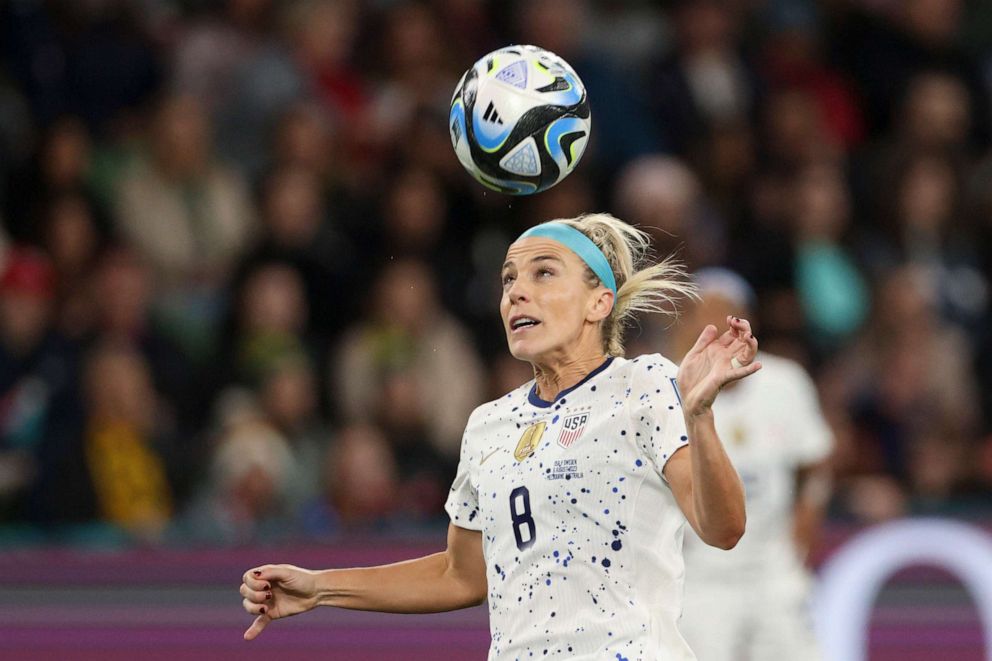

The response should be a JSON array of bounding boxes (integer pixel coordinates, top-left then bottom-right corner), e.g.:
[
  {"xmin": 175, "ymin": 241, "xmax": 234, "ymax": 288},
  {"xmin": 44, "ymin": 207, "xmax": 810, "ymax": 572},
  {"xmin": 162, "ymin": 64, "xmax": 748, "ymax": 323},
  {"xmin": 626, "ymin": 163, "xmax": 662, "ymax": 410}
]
[
  {"xmin": 831, "ymin": 0, "xmax": 989, "ymax": 144},
  {"xmin": 758, "ymin": 0, "xmax": 865, "ymax": 152},
  {"xmin": 790, "ymin": 160, "xmax": 869, "ymax": 354},
  {"xmin": 0, "ymin": 1, "xmax": 162, "ymax": 131},
  {"xmin": 300, "ymin": 422, "xmax": 401, "ymax": 535},
  {"xmin": 873, "ymin": 150, "xmax": 987, "ymax": 334},
  {"xmin": 286, "ymin": 0, "xmax": 368, "ymax": 145},
  {"xmin": 225, "ymin": 261, "xmax": 314, "ymax": 391},
  {"xmin": 40, "ymin": 193, "xmax": 106, "ymax": 339},
  {"xmin": 763, "ymin": 87, "xmax": 838, "ymax": 173},
  {"xmin": 173, "ymin": 0, "xmax": 308, "ymax": 178},
  {"xmin": 373, "ymin": 165, "xmax": 481, "ymax": 323},
  {"xmin": 30, "ymin": 341, "xmax": 177, "ymax": 540},
  {"xmin": 906, "ymin": 429, "xmax": 975, "ymax": 512},
  {"xmin": 898, "ymin": 72, "xmax": 975, "ymax": 154},
  {"xmin": 691, "ymin": 122, "xmax": 757, "ymax": 220},
  {"xmin": 370, "ymin": 3, "xmax": 453, "ymax": 151},
  {"xmin": 6, "ymin": 118, "xmax": 98, "ymax": 238},
  {"xmin": 184, "ymin": 337, "xmax": 327, "ymax": 543},
  {"xmin": 613, "ymin": 154, "xmax": 728, "ymax": 270},
  {"xmin": 648, "ymin": 0, "xmax": 760, "ymax": 157},
  {"xmin": 113, "ymin": 93, "xmax": 256, "ymax": 361},
  {"xmin": 0, "ymin": 73, "xmax": 34, "ymax": 218},
  {"xmin": 333, "ymin": 258, "xmax": 484, "ymax": 465},
  {"xmin": 858, "ymin": 71, "xmax": 977, "ymax": 225},
  {"xmin": 87, "ymin": 248, "xmax": 199, "ymax": 456},
  {"xmin": 254, "ymin": 346, "xmax": 328, "ymax": 510},
  {"xmin": 239, "ymin": 165, "xmax": 357, "ymax": 336},
  {"xmin": 0, "ymin": 249, "xmax": 80, "ymax": 520},
  {"xmin": 170, "ymin": 0, "xmax": 282, "ymax": 117},
  {"xmin": 270, "ymin": 102, "xmax": 340, "ymax": 184},
  {"xmin": 182, "ymin": 394, "xmax": 298, "ymax": 545},
  {"xmin": 831, "ymin": 265, "xmax": 980, "ymax": 520}
]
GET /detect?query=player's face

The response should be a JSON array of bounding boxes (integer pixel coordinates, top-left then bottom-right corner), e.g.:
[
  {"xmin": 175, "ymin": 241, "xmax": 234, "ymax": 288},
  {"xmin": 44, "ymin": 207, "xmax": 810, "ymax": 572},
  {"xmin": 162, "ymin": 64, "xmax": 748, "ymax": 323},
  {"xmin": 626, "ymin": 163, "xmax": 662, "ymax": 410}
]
[{"xmin": 500, "ymin": 237, "xmax": 601, "ymax": 362}]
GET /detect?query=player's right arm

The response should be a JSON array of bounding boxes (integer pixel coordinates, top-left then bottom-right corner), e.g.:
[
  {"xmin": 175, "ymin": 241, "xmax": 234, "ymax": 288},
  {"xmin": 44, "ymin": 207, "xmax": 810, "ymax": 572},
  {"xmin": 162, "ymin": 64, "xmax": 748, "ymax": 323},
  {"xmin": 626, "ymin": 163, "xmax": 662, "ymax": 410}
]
[
  {"xmin": 240, "ymin": 522, "xmax": 486, "ymax": 640},
  {"xmin": 777, "ymin": 357, "xmax": 834, "ymax": 563},
  {"xmin": 793, "ymin": 460, "xmax": 832, "ymax": 562}
]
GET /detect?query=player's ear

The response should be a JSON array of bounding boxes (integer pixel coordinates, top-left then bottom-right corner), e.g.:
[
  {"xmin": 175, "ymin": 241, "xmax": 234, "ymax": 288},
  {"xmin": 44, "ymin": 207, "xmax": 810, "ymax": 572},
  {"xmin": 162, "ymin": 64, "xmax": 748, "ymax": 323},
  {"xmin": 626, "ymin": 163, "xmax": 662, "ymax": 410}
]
[{"xmin": 586, "ymin": 288, "xmax": 614, "ymax": 323}]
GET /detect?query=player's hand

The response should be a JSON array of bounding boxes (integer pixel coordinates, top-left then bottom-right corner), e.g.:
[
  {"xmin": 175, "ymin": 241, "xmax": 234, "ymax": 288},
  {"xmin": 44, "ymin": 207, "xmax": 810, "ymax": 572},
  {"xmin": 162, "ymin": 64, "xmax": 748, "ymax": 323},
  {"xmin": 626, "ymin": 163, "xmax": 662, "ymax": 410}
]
[
  {"xmin": 677, "ymin": 316, "xmax": 761, "ymax": 417},
  {"xmin": 241, "ymin": 564, "xmax": 320, "ymax": 640}
]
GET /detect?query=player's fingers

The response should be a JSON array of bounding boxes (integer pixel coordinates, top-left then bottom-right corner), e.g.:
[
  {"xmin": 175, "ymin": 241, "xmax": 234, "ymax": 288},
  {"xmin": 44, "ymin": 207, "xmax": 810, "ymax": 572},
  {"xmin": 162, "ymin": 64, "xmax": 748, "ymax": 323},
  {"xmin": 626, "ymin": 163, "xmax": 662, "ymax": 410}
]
[
  {"xmin": 250, "ymin": 564, "xmax": 295, "ymax": 584},
  {"xmin": 687, "ymin": 325, "xmax": 719, "ymax": 356},
  {"xmin": 240, "ymin": 582, "xmax": 271, "ymax": 604},
  {"xmin": 730, "ymin": 316, "xmax": 752, "ymax": 336},
  {"xmin": 242, "ymin": 597, "xmax": 269, "ymax": 616},
  {"xmin": 720, "ymin": 316, "xmax": 751, "ymax": 347},
  {"xmin": 714, "ymin": 317, "xmax": 735, "ymax": 347},
  {"xmin": 722, "ymin": 331, "xmax": 757, "ymax": 365},
  {"xmin": 717, "ymin": 327, "xmax": 737, "ymax": 348},
  {"xmin": 723, "ymin": 360, "xmax": 762, "ymax": 385},
  {"xmin": 740, "ymin": 331, "xmax": 758, "ymax": 362},
  {"xmin": 721, "ymin": 336, "xmax": 748, "ymax": 358},
  {"xmin": 727, "ymin": 330, "xmax": 757, "ymax": 362},
  {"xmin": 244, "ymin": 614, "xmax": 271, "ymax": 641},
  {"xmin": 718, "ymin": 339, "xmax": 747, "ymax": 362},
  {"xmin": 242, "ymin": 574, "xmax": 269, "ymax": 592}
]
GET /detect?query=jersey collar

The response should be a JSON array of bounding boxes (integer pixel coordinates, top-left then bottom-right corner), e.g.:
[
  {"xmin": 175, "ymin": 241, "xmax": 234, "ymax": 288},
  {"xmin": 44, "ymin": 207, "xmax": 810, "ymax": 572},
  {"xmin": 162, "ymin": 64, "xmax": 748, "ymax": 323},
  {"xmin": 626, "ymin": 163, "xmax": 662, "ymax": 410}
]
[{"xmin": 527, "ymin": 357, "xmax": 615, "ymax": 408}]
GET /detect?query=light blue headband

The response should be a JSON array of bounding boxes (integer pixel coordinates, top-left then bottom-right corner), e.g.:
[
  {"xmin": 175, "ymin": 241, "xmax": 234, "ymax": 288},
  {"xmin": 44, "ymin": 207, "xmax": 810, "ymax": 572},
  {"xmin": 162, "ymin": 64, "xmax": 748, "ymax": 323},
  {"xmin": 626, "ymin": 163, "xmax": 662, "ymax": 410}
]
[{"xmin": 517, "ymin": 222, "xmax": 617, "ymax": 296}]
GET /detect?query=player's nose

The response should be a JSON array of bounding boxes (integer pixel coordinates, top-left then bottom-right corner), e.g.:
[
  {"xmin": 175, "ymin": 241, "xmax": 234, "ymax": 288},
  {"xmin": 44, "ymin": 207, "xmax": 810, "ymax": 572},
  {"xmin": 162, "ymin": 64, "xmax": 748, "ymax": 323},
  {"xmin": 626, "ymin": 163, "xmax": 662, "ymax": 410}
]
[{"xmin": 507, "ymin": 278, "xmax": 530, "ymax": 304}]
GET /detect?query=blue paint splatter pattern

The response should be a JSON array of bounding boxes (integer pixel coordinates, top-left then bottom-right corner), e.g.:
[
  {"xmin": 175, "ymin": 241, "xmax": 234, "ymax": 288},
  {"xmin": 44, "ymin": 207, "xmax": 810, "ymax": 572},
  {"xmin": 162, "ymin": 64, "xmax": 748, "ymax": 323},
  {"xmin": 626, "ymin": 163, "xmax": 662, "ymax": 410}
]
[{"xmin": 445, "ymin": 354, "xmax": 695, "ymax": 660}]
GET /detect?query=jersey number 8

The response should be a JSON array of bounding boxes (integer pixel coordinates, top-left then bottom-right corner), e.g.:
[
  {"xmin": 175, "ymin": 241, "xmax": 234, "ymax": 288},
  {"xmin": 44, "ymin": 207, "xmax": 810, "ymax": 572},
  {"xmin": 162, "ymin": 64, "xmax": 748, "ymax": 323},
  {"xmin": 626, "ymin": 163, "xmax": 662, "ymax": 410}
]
[{"xmin": 509, "ymin": 486, "xmax": 536, "ymax": 551}]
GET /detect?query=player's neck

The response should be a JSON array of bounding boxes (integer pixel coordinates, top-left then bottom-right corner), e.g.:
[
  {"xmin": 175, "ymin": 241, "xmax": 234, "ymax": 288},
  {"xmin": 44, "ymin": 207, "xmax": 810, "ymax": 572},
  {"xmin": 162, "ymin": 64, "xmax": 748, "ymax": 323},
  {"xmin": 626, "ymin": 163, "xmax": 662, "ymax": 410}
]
[{"xmin": 532, "ymin": 351, "xmax": 608, "ymax": 402}]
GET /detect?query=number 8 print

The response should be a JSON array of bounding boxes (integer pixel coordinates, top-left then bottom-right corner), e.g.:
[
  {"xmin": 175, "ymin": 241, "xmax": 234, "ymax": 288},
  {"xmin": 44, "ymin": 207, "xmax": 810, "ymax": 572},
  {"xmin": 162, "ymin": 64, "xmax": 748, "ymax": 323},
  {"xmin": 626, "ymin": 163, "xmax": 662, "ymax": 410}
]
[{"xmin": 509, "ymin": 486, "xmax": 536, "ymax": 551}]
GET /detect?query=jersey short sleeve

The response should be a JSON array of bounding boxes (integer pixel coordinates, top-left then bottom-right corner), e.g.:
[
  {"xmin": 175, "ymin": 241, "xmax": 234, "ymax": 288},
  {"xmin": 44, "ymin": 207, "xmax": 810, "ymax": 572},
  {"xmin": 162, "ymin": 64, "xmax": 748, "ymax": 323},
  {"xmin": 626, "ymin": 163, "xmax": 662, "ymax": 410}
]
[
  {"xmin": 444, "ymin": 408, "xmax": 483, "ymax": 531},
  {"xmin": 777, "ymin": 361, "xmax": 833, "ymax": 467},
  {"xmin": 628, "ymin": 354, "xmax": 690, "ymax": 482}
]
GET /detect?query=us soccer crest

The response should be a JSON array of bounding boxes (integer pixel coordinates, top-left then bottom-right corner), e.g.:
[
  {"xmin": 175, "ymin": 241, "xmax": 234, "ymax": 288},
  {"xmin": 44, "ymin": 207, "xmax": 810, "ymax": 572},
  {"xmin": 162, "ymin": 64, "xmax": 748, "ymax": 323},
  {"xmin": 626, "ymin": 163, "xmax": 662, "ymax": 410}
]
[
  {"xmin": 557, "ymin": 410, "xmax": 590, "ymax": 449},
  {"xmin": 514, "ymin": 421, "xmax": 546, "ymax": 461}
]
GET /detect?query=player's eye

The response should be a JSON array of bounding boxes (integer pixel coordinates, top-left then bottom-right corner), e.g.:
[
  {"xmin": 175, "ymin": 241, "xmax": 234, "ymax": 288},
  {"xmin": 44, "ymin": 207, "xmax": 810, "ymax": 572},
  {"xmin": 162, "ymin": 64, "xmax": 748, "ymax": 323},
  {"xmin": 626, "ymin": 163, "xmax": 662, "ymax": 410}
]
[
  {"xmin": 537, "ymin": 268, "xmax": 554, "ymax": 278},
  {"xmin": 502, "ymin": 273, "xmax": 515, "ymax": 287}
]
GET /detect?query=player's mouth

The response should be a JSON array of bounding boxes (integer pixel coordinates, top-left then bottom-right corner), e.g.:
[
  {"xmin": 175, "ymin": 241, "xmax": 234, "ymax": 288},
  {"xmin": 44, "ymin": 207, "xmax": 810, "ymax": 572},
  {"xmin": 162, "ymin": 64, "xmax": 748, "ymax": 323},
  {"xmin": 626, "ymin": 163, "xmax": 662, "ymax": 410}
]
[{"xmin": 509, "ymin": 315, "xmax": 542, "ymax": 334}]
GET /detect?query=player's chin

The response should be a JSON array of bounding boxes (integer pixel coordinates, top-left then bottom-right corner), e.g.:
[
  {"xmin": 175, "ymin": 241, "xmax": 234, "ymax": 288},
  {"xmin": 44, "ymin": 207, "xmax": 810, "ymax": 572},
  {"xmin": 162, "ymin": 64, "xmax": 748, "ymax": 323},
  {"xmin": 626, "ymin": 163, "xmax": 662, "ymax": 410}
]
[{"xmin": 506, "ymin": 335, "xmax": 539, "ymax": 362}]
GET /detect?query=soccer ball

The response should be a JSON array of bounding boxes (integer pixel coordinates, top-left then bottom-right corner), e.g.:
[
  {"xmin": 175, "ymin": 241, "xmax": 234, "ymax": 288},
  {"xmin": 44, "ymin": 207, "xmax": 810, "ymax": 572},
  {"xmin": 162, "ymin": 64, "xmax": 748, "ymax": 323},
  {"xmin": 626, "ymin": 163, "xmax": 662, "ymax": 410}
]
[{"xmin": 449, "ymin": 45, "xmax": 591, "ymax": 195}]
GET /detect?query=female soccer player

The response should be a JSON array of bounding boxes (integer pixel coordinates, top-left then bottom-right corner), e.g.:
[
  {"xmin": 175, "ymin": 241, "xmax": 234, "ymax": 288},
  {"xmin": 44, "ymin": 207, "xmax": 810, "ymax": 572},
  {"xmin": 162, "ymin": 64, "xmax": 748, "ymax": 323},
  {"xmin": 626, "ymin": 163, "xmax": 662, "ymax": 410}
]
[
  {"xmin": 677, "ymin": 269, "xmax": 832, "ymax": 661},
  {"xmin": 239, "ymin": 213, "xmax": 760, "ymax": 659}
]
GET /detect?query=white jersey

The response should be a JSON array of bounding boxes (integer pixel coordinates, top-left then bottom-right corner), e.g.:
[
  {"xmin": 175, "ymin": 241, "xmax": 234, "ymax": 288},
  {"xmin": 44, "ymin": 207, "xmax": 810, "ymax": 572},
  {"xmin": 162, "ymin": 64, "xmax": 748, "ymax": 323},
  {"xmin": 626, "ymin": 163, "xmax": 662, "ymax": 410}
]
[
  {"xmin": 446, "ymin": 354, "xmax": 694, "ymax": 661},
  {"xmin": 682, "ymin": 353, "xmax": 833, "ymax": 582}
]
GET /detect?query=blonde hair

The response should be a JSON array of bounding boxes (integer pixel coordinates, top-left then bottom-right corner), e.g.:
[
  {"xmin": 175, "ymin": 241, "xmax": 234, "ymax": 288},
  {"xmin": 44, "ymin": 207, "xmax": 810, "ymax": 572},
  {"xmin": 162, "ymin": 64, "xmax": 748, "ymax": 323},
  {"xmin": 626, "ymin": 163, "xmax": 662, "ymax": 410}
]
[{"xmin": 552, "ymin": 212, "xmax": 698, "ymax": 356}]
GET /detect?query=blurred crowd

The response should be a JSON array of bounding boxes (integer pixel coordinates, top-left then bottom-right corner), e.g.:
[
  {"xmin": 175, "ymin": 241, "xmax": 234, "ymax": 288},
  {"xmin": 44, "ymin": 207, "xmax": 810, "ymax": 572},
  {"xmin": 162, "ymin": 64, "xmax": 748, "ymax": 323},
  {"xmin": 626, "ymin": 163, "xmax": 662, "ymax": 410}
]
[{"xmin": 0, "ymin": 0, "xmax": 990, "ymax": 547}]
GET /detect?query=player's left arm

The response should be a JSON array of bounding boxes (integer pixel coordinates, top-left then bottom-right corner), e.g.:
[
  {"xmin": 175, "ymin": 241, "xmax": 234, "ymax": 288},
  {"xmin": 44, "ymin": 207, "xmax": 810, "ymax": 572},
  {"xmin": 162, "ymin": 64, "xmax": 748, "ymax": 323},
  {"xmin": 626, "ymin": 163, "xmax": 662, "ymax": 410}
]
[{"xmin": 665, "ymin": 317, "xmax": 760, "ymax": 550}]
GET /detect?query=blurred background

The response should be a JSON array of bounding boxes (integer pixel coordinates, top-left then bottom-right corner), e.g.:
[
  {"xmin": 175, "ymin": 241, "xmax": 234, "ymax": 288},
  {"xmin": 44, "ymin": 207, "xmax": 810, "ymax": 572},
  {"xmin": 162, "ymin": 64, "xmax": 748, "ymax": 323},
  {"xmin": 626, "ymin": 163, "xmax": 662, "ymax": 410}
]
[{"xmin": 0, "ymin": 0, "xmax": 990, "ymax": 659}]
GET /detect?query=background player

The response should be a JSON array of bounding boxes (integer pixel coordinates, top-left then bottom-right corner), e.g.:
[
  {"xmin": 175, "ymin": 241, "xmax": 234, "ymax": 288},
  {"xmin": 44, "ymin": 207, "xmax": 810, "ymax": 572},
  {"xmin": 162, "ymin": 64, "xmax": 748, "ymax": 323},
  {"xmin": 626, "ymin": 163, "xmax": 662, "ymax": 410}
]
[
  {"xmin": 674, "ymin": 268, "xmax": 834, "ymax": 661},
  {"xmin": 239, "ymin": 213, "xmax": 760, "ymax": 659}
]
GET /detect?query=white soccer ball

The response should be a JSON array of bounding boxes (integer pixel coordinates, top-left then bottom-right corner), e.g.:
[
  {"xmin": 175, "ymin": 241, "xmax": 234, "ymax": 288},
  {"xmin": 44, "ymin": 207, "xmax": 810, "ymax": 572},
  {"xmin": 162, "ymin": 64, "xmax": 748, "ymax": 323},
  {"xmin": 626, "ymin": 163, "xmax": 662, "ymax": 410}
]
[{"xmin": 449, "ymin": 45, "xmax": 591, "ymax": 195}]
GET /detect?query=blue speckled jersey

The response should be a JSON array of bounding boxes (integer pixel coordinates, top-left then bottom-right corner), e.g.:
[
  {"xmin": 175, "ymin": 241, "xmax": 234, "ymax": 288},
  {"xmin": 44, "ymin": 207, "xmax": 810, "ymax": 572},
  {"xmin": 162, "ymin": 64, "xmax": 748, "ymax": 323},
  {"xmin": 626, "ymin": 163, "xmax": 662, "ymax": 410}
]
[{"xmin": 445, "ymin": 354, "xmax": 695, "ymax": 660}]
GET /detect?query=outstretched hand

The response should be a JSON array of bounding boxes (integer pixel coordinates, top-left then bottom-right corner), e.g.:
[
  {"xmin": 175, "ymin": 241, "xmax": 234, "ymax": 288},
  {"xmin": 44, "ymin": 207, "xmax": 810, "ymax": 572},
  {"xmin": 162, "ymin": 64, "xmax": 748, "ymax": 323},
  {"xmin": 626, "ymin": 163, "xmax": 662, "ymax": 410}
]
[
  {"xmin": 677, "ymin": 316, "xmax": 761, "ymax": 417},
  {"xmin": 241, "ymin": 564, "xmax": 320, "ymax": 640}
]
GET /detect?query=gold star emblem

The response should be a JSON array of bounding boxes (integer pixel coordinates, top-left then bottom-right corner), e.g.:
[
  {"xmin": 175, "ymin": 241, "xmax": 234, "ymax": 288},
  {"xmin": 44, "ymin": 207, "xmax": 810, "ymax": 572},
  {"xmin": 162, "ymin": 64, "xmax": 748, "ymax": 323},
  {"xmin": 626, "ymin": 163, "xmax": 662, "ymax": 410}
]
[{"xmin": 514, "ymin": 421, "xmax": 547, "ymax": 461}]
